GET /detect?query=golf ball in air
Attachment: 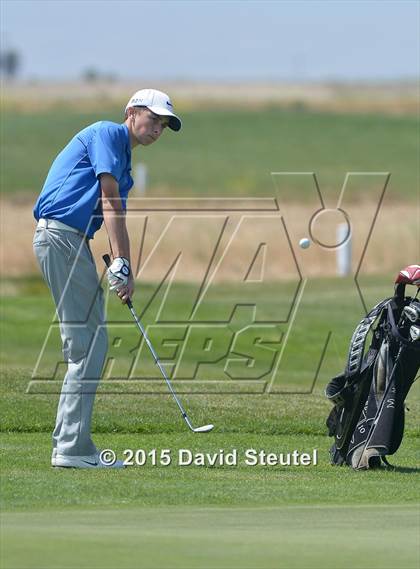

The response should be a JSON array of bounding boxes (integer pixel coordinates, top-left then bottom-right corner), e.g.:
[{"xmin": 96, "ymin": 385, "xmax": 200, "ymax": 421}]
[{"xmin": 299, "ymin": 238, "xmax": 311, "ymax": 249}]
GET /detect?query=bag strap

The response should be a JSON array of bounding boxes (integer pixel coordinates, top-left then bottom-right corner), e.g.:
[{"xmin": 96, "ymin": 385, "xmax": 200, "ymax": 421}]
[{"xmin": 345, "ymin": 298, "xmax": 392, "ymax": 377}]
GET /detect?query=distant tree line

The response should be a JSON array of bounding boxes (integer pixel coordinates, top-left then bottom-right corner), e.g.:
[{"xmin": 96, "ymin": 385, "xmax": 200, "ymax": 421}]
[
  {"xmin": 0, "ymin": 49, "xmax": 21, "ymax": 78},
  {"xmin": 82, "ymin": 67, "xmax": 117, "ymax": 82}
]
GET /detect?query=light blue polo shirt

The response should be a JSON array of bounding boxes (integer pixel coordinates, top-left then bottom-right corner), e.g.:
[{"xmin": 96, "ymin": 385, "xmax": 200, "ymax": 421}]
[{"xmin": 34, "ymin": 121, "xmax": 133, "ymax": 239}]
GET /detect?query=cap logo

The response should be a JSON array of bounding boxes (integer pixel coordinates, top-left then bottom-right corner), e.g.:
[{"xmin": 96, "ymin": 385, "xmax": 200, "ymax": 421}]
[{"xmin": 166, "ymin": 101, "xmax": 173, "ymax": 108}]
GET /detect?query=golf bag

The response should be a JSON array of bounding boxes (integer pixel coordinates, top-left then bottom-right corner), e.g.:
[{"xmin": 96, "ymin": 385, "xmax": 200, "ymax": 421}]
[{"xmin": 326, "ymin": 265, "xmax": 420, "ymax": 470}]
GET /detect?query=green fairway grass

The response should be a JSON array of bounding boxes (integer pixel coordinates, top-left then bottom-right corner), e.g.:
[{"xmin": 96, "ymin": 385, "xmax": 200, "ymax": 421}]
[
  {"xmin": 1, "ymin": 432, "xmax": 419, "ymax": 567},
  {"xmin": 1, "ymin": 276, "xmax": 419, "ymax": 568},
  {"xmin": 1, "ymin": 433, "xmax": 419, "ymax": 511},
  {"xmin": 1, "ymin": 107, "xmax": 418, "ymax": 200},
  {"xmin": 2, "ymin": 504, "xmax": 419, "ymax": 569}
]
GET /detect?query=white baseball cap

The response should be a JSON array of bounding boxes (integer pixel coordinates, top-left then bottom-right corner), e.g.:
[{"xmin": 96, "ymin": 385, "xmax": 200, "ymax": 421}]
[{"xmin": 125, "ymin": 88, "xmax": 182, "ymax": 132}]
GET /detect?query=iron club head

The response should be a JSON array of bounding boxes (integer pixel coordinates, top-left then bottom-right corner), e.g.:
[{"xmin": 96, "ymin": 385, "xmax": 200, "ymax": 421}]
[{"xmin": 193, "ymin": 424, "xmax": 214, "ymax": 433}]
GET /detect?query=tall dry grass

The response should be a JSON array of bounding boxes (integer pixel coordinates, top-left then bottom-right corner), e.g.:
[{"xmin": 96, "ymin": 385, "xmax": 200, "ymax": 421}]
[{"xmin": 1, "ymin": 196, "xmax": 417, "ymax": 280}]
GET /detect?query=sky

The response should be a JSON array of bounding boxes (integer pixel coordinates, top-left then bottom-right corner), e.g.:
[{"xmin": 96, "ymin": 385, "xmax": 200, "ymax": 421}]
[{"xmin": 1, "ymin": 0, "xmax": 419, "ymax": 82}]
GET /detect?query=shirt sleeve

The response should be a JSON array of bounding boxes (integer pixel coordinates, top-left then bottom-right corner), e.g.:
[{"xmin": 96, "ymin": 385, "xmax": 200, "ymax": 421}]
[{"xmin": 87, "ymin": 124, "xmax": 124, "ymax": 182}]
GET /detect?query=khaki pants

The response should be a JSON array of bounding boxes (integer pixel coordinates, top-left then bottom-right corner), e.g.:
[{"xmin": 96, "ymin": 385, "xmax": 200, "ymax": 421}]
[{"xmin": 33, "ymin": 225, "xmax": 108, "ymax": 456}]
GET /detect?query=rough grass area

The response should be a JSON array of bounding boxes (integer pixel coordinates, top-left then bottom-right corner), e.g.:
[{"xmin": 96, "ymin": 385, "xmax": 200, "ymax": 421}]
[
  {"xmin": 1, "ymin": 107, "xmax": 418, "ymax": 200},
  {"xmin": 1, "ymin": 277, "xmax": 419, "ymax": 569},
  {"xmin": 1, "ymin": 277, "xmax": 418, "ymax": 436}
]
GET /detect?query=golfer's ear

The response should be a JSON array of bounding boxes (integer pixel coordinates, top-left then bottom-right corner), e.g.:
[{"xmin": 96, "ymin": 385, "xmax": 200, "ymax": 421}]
[{"xmin": 125, "ymin": 107, "xmax": 134, "ymax": 120}]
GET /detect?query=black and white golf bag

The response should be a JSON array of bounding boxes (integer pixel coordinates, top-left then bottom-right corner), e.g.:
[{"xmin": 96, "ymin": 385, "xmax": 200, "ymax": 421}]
[{"xmin": 326, "ymin": 265, "xmax": 420, "ymax": 470}]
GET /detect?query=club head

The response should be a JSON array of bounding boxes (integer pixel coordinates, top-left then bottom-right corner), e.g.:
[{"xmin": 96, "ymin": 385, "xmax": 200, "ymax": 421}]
[
  {"xmin": 193, "ymin": 424, "xmax": 214, "ymax": 433},
  {"xmin": 404, "ymin": 303, "xmax": 420, "ymax": 323},
  {"xmin": 410, "ymin": 325, "xmax": 420, "ymax": 341}
]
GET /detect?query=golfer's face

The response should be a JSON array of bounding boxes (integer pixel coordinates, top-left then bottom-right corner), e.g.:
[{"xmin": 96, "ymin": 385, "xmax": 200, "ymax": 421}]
[{"xmin": 132, "ymin": 108, "xmax": 169, "ymax": 145}]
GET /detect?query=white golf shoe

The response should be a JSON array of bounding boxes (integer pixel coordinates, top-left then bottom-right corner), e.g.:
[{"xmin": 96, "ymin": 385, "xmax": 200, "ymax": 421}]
[{"xmin": 52, "ymin": 450, "xmax": 125, "ymax": 469}]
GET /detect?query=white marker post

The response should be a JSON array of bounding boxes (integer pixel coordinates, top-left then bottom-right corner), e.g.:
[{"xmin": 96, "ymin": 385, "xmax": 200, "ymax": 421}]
[
  {"xmin": 134, "ymin": 163, "xmax": 148, "ymax": 196},
  {"xmin": 337, "ymin": 223, "xmax": 352, "ymax": 276}
]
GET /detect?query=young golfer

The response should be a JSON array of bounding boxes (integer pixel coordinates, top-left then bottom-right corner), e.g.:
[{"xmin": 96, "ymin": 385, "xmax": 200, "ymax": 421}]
[{"xmin": 33, "ymin": 89, "xmax": 182, "ymax": 468}]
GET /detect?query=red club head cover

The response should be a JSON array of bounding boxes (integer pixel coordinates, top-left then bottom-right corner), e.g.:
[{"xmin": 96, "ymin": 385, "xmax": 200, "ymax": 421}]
[{"xmin": 395, "ymin": 264, "xmax": 420, "ymax": 286}]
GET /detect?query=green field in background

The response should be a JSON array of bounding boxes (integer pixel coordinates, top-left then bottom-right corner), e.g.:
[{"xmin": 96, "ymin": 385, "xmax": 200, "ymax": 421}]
[
  {"xmin": 1, "ymin": 277, "xmax": 419, "ymax": 568},
  {"xmin": 1, "ymin": 107, "xmax": 418, "ymax": 200}
]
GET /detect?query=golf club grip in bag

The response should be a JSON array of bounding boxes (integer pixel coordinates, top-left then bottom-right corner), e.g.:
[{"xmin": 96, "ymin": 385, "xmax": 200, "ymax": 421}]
[{"xmin": 325, "ymin": 265, "xmax": 420, "ymax": 470}]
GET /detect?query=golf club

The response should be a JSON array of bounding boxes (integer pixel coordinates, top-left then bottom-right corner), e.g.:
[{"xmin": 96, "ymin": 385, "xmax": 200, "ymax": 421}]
[{"xmin": 103, "ymin": 254, "xmax": 214, "ymax": 433}]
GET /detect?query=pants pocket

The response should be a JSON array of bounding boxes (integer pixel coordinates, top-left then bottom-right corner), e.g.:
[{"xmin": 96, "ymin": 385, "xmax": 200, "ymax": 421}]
[
  {"xmin": 33, "ymin": 228, "xmax": 50, "ymax": 248},
  {"xmin": 46, "ymin": 229, "xmax": 81, "ymax": 265}
]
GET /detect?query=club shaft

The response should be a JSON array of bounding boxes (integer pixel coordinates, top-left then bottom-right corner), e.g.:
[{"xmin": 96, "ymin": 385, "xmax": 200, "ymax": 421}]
[
  {"xmin": 127, "ymin": 305, "xmax": 191, "ymax": 423},
  {"xmin": 103, "ymin": 253, "xmax": 199, "ymax": 432}
]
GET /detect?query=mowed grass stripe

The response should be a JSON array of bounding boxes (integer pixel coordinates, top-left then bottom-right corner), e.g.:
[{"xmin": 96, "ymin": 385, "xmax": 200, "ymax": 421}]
[{"xmin": 1, "ymin": 505, "xmax": 419, "ymax": 569}]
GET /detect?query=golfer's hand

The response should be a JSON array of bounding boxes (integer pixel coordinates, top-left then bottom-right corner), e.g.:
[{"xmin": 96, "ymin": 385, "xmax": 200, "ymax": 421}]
[
  {"xmin": 107, "ymin": 257, "xmax": 134, "ymax": 304},
  {"xmin": 117, "ymin": 274, "xmax": 135, "ymax": 304}
]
